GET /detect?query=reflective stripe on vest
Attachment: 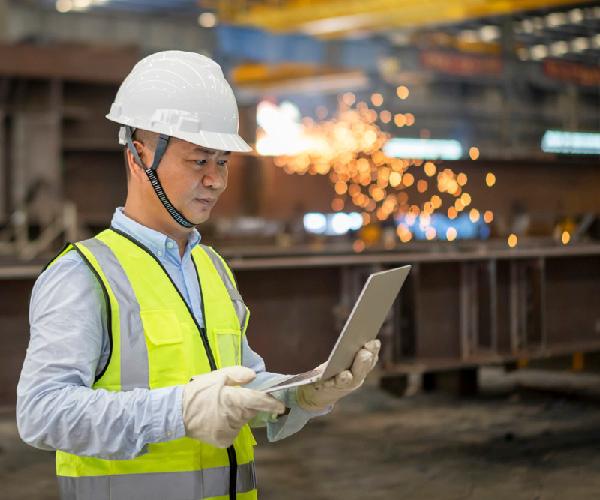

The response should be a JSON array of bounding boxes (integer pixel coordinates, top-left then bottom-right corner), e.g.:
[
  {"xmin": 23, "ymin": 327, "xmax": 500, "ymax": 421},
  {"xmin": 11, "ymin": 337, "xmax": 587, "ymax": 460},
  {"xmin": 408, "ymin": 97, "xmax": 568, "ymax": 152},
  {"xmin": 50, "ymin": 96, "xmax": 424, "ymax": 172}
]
[
  {"xmin": 58, "ymin": 462, "xmax": 256, "ymax": 500},
  {"xmin": 80, "ymin": 237, "xmax": 149, "ymax": 390},
  {"xmin": 201, "ymin": 244, "xmax": 249, "ymax": 334},
  {"xmin": 49, "ymin": 229, "xmax": 256, "ymax": 500}
]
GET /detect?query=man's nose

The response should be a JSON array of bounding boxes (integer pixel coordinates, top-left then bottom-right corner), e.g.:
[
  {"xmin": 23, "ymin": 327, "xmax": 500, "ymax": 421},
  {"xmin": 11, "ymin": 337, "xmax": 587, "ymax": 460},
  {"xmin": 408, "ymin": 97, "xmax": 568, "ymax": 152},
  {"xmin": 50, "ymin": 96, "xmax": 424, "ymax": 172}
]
[{"xmin": 201, "ymin": 161, "xmax": 226, "ymax": 189}]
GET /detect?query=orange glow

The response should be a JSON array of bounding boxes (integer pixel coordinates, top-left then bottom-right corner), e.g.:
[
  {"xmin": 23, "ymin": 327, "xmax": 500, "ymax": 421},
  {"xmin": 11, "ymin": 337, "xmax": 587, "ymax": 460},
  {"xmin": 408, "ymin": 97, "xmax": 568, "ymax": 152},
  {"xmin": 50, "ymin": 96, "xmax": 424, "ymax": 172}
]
[
  {"xmin": 331, "ymin": 198, "xmax": 344, "ymax": 211},
  {"xmin": 379, "ymin": 110, "xmax": 392, "ymax": 123},
  {"xmin": 394, "ymin": 113, "xmax": 407, "ymax": 127},
  {"xmin": 483, "ymin": 210, "xmax": 494, "ymax": 223},
  {"xmin": 341, "ymin": 92, "xmax": 355, "ymax": 106},
  {"xmin": 508, "ymin": 234, "xmax": 518, "ymax": 248},
  {"xmin": 396, "ymin": 85, "xmax": 410, "ymax": 100},
  {"xmin": 486, "ymin": 172, "xmax": 496, "ymax": 187},
  {"xmin": 265, "ymin": 96, "xmax": 489, "ymax": 237},
  {"xmin": 469, "ymin": 146, "xmax": 480, "ymax": 160},
  {"xmin": 389, "ymin": 171, "xmax": 402, "ymax": 187},
  {"xmin": 431, "ymin": 195, "xmax": 442, "ymax": 209},
  {"xmin": 397, "ymin": 224, "xmax": 413, "ymax": 243},
  {"xmin": 348, "ymin": 184, "xmax": 361, "ymax": 196},
  {"xmin": 424, "ymin": 161, "xmax": 436, "ymax": 177},
  {"xmin": 353, "ymin": 239, "xmax": 366, "ymax": 253},
  {"xmin": 397, "ymin": 192, "xmax": 409, "ymax": 204},
  {"xmin": 469, "ymin": 208, "xmax": 480, "ymax": 222},
  {"xmin": 371, "ymin": 93, "xmax": 384, "ymax": 107},
  {"xmin": 446, "ymin": 227, "xmax": 457, "ymax": 241},
  {"xmin": 334, "ymin": 181, "xmax": 347, "ymax": 195}
]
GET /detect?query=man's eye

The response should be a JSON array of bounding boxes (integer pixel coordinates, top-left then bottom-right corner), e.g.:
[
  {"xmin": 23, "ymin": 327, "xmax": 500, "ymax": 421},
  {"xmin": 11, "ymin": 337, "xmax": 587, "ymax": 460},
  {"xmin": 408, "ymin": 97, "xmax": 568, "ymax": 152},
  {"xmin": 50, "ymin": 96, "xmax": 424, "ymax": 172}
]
[
  {"xmin": 217, "ymin": 159, "xmax": 229, "ymax": 166},
  {"xmin": 195, "ymin": 159, "xmax": 208, "ymax": 166}
]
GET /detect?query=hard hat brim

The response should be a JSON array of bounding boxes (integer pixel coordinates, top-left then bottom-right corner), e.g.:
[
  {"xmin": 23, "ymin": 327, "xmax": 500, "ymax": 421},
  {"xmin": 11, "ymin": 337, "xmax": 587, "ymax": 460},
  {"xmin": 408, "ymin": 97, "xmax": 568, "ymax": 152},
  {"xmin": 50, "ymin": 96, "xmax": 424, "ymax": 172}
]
[
  {"xmin": 175, "ymin": 127, "xmax": 253, "ymax": 153},
  {"xmin": 109, "ymin": 115, "xmax": 253, "ymax": 153}
]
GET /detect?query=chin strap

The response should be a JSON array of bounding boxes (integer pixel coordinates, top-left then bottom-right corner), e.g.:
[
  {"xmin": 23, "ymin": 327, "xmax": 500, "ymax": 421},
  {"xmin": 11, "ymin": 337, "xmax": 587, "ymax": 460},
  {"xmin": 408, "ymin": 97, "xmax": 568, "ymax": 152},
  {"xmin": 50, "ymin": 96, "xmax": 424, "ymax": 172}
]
[{"xmin": 124, "ymin": 125, "xmax": 195, "ymax": 229}]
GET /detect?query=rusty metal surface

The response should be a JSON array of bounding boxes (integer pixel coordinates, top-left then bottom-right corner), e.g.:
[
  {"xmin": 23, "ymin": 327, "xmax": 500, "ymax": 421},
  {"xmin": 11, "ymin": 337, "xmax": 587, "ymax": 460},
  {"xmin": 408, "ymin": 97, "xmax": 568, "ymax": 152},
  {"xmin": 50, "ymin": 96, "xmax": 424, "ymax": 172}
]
[
  {"xmin": 236, "ymin": 266, "xmax": 342, "ymax": 374},
  {"xmin": 1, "ymin": 249, "xmax": 599, "ymax": 404}
]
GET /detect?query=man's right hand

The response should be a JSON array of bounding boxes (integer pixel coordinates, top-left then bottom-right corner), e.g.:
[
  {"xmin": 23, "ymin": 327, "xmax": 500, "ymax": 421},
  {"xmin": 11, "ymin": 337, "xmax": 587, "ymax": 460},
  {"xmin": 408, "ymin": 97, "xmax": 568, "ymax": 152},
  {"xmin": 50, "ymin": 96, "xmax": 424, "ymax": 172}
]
[{"xmin": 182, "ymin": 366, "xmax": 285, "ymax": 448}]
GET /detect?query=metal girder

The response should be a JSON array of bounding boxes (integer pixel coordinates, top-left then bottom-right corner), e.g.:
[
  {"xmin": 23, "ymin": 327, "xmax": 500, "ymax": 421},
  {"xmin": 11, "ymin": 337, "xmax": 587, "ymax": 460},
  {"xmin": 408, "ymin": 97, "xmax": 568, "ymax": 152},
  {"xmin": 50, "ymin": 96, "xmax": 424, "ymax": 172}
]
[{"xmin": 215, "ymin": 0, "xmax": 590, "ymax": 36}]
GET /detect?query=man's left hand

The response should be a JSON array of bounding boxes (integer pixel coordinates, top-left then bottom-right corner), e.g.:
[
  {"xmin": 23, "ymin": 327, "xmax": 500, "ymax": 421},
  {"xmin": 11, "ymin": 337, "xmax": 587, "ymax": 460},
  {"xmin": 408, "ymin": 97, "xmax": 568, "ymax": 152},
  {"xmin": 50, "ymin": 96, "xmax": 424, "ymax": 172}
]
[{"xmin": 296, "ymin": 339, "xmax": 381, "ymax": 411}]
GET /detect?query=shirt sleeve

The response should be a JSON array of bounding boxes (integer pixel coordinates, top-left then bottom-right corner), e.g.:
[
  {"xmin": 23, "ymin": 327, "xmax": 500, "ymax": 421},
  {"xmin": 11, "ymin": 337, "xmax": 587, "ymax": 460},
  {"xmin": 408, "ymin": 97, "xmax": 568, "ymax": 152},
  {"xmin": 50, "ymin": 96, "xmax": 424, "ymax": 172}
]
[
  {"xmin": 241, "ymin": 335, "xmax": 331, "ymax": 442},
  {"xmin": 16, "ymin": 253, "xmax": 184, "ymax": 460}
]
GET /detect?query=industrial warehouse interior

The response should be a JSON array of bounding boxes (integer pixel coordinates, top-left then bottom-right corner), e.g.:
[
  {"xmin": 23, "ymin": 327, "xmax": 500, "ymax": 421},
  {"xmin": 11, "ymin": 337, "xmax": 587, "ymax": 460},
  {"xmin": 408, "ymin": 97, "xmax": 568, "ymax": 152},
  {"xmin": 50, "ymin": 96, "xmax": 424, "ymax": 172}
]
[{"xmin": 1, "ymin": 0, "xmax": 600, "ymax": 499}]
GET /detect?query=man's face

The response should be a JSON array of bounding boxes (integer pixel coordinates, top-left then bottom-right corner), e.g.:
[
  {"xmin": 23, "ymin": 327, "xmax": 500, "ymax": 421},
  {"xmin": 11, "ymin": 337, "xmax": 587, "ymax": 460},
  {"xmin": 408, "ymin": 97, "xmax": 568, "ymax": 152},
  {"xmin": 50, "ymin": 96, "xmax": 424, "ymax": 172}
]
[{"xmin": 143, "ymin": 138, "xmax": 230, "ymax": 225}]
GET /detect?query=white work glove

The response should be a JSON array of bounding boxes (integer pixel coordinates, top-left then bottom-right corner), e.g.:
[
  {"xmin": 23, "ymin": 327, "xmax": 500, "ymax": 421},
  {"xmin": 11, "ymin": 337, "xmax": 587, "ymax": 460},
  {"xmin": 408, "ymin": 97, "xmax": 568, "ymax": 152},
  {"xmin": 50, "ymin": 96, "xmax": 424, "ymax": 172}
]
[
  {"xmin": 182, "ymin": 366, "xmax": 285, "ymax": 448},
  {"xmin": 296, "ymin": 339, "xmax": 381, "ymax": 412}
]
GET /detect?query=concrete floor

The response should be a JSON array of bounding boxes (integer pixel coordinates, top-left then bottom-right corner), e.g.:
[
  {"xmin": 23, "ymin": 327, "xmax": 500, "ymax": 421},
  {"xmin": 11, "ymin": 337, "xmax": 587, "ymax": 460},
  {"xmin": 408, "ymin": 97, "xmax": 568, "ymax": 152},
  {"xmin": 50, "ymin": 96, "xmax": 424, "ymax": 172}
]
[{"xmin": 3, "ymin": 368, "xmax": 600, "ymax": 499}]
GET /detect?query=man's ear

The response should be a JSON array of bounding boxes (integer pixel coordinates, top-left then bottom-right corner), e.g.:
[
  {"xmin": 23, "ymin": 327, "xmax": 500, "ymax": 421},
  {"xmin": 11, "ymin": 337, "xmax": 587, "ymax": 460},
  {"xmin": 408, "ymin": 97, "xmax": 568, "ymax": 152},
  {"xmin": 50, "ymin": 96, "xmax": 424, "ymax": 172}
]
[
  {"xmin": 132, "ymin": 140, "xmax": 147, "ymax": 167},
  {"xmin": 126, "ymin": 142, "xmax": 147, "ymax": 181}
]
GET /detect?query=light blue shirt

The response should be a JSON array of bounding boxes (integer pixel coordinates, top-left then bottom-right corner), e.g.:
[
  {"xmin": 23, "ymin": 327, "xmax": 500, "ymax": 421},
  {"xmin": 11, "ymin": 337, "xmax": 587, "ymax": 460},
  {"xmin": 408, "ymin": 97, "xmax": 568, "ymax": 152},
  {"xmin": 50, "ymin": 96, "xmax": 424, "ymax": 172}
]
[{"xmin": 17, "ymin": 208, "xmax": 327, "ymax": 460}]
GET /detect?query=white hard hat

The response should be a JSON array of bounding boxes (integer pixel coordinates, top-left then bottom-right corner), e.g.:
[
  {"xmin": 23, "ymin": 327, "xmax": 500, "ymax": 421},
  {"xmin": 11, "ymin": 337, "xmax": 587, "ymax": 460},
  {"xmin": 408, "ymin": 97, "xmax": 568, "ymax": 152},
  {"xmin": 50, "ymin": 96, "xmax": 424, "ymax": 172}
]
[{"xmin": 106, "ymin": 50, "xmax": 252, "ymax": 152}]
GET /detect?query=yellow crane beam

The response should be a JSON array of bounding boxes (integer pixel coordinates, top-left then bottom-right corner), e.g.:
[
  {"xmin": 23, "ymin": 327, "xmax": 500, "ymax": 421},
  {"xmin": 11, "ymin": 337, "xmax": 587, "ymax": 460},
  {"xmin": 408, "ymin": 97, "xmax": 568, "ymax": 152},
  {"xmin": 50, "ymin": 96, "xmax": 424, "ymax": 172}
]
[{"xmin": 208, "ymin": 0, "xmax": 588, "ymax": 36}]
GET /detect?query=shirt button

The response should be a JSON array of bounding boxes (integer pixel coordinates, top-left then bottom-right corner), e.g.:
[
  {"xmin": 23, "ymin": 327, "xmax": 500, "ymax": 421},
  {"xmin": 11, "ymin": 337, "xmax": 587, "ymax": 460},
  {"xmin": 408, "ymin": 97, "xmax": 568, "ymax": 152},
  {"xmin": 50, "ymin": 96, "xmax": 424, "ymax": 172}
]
[
  {"xmin": 157, "ymin": 250, "xmax": 163, "ymax": 256},
  {"xmin": 167, "ymin": 241, "xmax": 175, "ymax": 249}
]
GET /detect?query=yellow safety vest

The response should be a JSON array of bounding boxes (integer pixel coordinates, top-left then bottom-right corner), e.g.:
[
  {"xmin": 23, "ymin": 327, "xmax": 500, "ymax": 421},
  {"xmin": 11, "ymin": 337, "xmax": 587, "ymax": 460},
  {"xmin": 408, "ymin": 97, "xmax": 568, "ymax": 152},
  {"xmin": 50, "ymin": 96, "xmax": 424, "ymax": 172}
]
[{"xmin": 45, "ymin": 227, "xmax": 257, "ymax": 500}]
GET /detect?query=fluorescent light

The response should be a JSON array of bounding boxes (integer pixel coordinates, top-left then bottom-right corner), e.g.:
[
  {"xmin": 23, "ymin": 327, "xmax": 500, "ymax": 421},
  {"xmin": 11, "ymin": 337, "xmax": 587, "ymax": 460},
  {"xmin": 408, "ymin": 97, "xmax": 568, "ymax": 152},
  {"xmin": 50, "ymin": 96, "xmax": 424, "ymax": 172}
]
[
  {"xmin": 571, "ymin": 37, "xmax": 589, "ymax": 52},
  {"xmin": 541, "ymin": 130, "xmax": 600, "ymax": 155},
  {"xmin": 300, "ymin": 13, "xmax": 374, "ymax": 36},
  {"xmin": 304, "ymin": 213, "xmax": 327, "ymax": 234},
  {"xmin": 479, "ymin": 25, "xmax": 499, "ymax": 42},
  {"xmin": 198, "ymin": 12, "xmax": 217, "ymax": 28},
  {"xmin": 520, "ymin": 19, "xmax": 534, "ymax": 33},
  {"xmin": 568, "ymin": 8, "xmax": 584, "ymax": 23},
  {"xmin": 72, "ymin": 0, "xmax": 91, "ymax": 10},
  {"xmin": 304, "ymin": 212, "xmax": 362, "ymax": 235},
  {"xmin": 383, "ymin": 138, "xmax": 463, "ymax": 160},
  {"xmin": 530, "ymin": 44, "xmax": 548, "ymax": 60},
  {"xmin": 56, "ymin": 0, "xmax": 72, "ymax": 12},
  {"xmin": 546, "ymin": 12, "xmax": 567, "ymax": 27},
  {"xmin": 330, "ymin": 213, "xmax": 352, "ymax": 235},
  {"xmin": 348, "ymin": 213, "xmax": 363, "ymax": 230},
  {"xmin": 550, "ymin": 41, "xmax": 569, "ymax": 56}
]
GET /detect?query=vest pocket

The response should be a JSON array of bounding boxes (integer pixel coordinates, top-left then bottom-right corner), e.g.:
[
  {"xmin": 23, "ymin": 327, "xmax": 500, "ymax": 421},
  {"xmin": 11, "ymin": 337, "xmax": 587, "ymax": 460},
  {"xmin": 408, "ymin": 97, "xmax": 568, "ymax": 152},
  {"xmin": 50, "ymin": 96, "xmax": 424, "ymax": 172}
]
[
  {"xmin": 141, "ymin": 309, "xmax": 186, "ymax": 386},
  {"xmin": 141, "ymin": 309, "xmax": 184, "ymax": 345},
  {"xmin": 214, "ymin": 328, "xmax": 242, "ymax": 367}
]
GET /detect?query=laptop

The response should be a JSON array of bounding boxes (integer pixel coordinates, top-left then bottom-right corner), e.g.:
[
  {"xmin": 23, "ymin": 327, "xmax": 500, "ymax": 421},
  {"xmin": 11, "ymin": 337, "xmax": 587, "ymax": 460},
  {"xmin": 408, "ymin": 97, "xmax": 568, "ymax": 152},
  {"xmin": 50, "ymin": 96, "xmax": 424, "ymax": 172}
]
[{"xmin": 257, "ymin": 265, "xmax": 411, "ymax": 394}]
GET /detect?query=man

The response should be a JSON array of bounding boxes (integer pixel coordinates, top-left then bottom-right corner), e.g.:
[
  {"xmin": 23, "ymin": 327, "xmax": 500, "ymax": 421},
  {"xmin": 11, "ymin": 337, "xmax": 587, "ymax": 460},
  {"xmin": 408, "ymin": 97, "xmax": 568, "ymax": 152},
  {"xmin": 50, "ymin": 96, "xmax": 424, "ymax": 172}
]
[{"xmin": 17, "ymin": 51, "xmax": 381, "ymax": 500}]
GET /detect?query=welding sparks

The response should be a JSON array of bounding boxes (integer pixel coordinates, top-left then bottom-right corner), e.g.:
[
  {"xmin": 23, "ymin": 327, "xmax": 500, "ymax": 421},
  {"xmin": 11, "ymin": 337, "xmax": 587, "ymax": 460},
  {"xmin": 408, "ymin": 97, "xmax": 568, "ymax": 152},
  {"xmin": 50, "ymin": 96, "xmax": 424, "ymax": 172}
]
[{"xmin": 257, "ymin": 97, "xmax": 496, "ymax": 243}]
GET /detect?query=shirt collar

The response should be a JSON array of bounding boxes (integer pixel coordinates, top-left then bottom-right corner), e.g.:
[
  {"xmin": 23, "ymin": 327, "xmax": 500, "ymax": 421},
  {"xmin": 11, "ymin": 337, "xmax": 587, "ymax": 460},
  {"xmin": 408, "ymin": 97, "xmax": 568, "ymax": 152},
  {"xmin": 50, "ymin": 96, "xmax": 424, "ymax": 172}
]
[{"xmin": 110, "ymin": 207, "xmax": 201, "ymax": 256}]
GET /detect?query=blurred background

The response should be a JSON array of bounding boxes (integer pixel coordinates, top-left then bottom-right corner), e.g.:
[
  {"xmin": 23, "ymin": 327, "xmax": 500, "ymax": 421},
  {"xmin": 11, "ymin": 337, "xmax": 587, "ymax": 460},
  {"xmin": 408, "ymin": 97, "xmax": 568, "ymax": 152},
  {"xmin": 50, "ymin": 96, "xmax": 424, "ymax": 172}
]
[{"xmin": 0, "ymin": 0, "xmax": 599, "ymax": 498}]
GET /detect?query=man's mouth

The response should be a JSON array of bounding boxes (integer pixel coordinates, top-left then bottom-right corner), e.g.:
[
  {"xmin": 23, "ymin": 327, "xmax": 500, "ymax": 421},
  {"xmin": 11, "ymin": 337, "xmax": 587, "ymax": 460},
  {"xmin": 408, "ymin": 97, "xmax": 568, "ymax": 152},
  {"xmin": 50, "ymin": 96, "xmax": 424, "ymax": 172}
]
[{"xmin": 194, "ymin": 198, "xmax": 216, "ymax": 207}]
